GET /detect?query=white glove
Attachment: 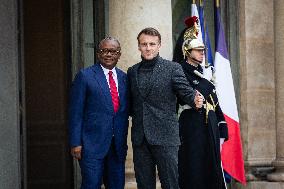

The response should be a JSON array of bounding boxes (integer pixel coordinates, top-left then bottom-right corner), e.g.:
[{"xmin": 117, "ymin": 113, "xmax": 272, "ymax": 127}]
[
  {"xmin": 220, "ymin": 138, "xmax": 225, "ymax": 152},
  {"xmin": 202, "ymin": 66, "xmax": 213, "ymax": 81}
]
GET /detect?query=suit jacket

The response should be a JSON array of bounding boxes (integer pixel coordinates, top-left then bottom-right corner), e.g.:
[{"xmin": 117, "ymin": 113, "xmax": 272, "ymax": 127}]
[
  {"xmin": 68, "ymin": 63, "xmax": 129, "ymax": 160},
  {"xmin": 127, "ymin": 56, "xmax": 196, "ymax": 146}
]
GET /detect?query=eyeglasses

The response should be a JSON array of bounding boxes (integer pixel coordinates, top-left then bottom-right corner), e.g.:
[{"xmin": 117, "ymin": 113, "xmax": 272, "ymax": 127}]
[{"xmin": 99, "ymin": 49, "xmax": 120, "ymax": 56}]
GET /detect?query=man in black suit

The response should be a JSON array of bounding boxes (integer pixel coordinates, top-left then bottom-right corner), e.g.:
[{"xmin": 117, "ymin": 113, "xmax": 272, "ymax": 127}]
[{"xmin": 127, "ymin": 27, "xmax": 203, "ymax": 189}]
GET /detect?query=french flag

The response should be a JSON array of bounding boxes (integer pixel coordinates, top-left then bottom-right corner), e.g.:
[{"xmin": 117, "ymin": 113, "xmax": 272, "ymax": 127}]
[
  {"xmin": 191, "ymin": 3, "xmax": 203, "ymax": 46},
  {"xmin": 214, "ymin": 5, "xmax": 246, "ymax": 185}
]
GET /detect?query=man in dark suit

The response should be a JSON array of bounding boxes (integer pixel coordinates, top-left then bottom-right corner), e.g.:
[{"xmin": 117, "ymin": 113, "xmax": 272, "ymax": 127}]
[
  {"xmin": 69, "ymin": 37, "xmax": 129, "ymax": 189},
  {"xmin": 127, "ymin": 27, "xmax": 203, "ymax": 189}
]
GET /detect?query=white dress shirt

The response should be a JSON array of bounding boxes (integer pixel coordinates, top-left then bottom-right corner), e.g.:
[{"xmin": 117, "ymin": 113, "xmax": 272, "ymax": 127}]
[{"xmin": 100, "ymin": 64, "xmax": 119, "ymax": 94}]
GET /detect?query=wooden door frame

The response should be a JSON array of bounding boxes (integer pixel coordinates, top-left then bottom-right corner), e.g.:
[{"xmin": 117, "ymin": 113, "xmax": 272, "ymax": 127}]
[{"xmin": 21, "ymin": 0, "xmax": 73, "ymax": 188}]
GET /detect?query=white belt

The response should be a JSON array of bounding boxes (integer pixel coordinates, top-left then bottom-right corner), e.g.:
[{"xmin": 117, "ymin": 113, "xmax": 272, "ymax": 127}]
[
  {"xmin": 179, "ymin": 104, "xmax": 192, "ymax": 110},
  {"xmin": 177, "ymin": 104, "xmax": 192, "ymax": 118}
]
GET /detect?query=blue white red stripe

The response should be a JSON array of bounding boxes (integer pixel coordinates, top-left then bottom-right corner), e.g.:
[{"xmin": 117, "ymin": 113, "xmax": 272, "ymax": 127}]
[{"xmin": 214, "ymin": 7, "xmax": 246, "ymax": 185}]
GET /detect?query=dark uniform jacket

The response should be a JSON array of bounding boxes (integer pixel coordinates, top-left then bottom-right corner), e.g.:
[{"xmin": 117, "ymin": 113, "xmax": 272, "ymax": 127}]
[{"xmin": 178, "ymin": 61, "xmax": 228, "ymax": 189}]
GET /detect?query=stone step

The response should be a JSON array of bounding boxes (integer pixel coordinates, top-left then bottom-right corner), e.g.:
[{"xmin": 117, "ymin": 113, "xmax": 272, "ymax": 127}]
[
  {"xmin": 101, "ymin": 168, "xmax": 161, "ymax": 189},
  {"xmin": 125, "ymin": 181, "xmax": 161, "ymax": 189},
  {"xmin": 125, "ymin": 168, "xmax": 161, "ymax": 189}
]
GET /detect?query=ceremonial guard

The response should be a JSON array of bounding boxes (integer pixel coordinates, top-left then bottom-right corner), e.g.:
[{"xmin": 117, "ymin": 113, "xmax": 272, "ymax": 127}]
[{"xmin": 177, "ymin": 17, "xmax": 229, "ymax": 189}]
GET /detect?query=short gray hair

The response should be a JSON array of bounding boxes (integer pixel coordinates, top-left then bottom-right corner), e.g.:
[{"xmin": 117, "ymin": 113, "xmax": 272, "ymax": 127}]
[{"xmin": 98, "ymin": 36, "xmax": 121, "ymax": 51}]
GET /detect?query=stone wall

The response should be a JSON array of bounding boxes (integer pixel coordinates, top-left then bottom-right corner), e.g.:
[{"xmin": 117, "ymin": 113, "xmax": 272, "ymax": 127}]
[
  {"xmin": 237, "ymin": 0, "xmax": 284, "ymax": 188},
  {"xmin": 0, "ymin": 0, "xmax": 22, "ymax": 189}
]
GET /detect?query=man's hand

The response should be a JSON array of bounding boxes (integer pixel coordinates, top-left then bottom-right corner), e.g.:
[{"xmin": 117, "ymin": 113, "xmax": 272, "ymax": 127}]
[
  {"xmin": 71, "ymin": 146, "xmax": 82, "ymax": 160},
  {"xmin": 194, "ymin": 90, "xmax": 204, "ymax": 109}
]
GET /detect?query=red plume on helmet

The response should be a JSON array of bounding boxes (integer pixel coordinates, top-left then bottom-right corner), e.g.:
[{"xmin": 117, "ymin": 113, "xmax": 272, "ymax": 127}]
[{"xmin": 184, "ymin": 16, "xmax": 199, "ymax": 28}]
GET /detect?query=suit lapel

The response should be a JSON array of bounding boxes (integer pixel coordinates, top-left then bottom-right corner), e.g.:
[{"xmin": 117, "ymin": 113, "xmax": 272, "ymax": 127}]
[
  {"xmin": 132, "ymin": 63, "xmax": 144, "ymax": 98},
  {"xmin": 91, "ymin": 64, "xmax": 113, "ymax": 112},
  {"xmin": 116, "ymin": 68, "xmax": 126, "ymax": 111}
]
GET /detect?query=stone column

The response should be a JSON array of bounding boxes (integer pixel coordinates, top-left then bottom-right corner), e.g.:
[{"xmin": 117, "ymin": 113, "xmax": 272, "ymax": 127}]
[
  {"xmin": 108, "ymin": 1, "xmax": 172, "ymax": 188},
  {"xmin": 236, "ymin": 0, "xmax": 276, "ymax": 188},
  {"xmin": 267, "ymin": 0, "xmax": 284, "ymax": 183},
  {"xmin": 0, "ymin": 0, "xmax": 22, "ymax": 189}
]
